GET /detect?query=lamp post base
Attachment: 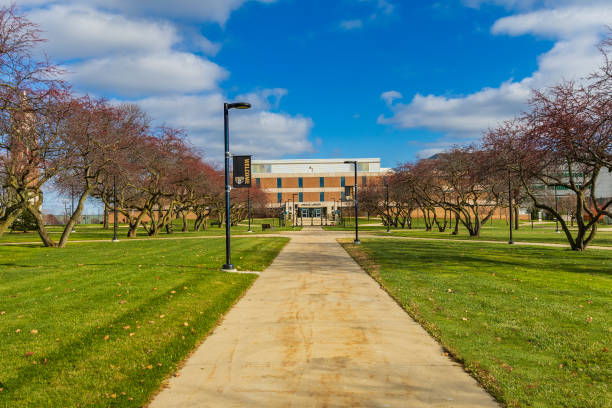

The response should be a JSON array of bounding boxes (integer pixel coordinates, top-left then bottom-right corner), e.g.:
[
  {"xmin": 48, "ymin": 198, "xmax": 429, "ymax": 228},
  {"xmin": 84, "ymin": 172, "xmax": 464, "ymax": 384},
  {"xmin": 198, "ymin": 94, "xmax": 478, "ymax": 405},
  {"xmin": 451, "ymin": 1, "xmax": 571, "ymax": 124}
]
[
  {"xmin": 353, "ymin": 239, "xmax": 361, "ymax": 245},
  {"xmin": 112, "ymin": 238, "xmax": 119, "ymax": 242},
  {"xmin": 508, "ymin": 241, "xmax": 514, "ymax": 245},
  {"xmin": 222, "ymin": 264, "xmax": 236, "ymax": 272}
]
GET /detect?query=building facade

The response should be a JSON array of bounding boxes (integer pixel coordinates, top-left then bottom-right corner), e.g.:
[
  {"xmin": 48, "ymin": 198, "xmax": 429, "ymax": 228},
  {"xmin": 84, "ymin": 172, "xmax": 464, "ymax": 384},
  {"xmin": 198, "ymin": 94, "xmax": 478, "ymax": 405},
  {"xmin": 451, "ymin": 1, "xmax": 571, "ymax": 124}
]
[{"xmin": 252, "ymin": 158, "xmax": 390, "ymax": 221}]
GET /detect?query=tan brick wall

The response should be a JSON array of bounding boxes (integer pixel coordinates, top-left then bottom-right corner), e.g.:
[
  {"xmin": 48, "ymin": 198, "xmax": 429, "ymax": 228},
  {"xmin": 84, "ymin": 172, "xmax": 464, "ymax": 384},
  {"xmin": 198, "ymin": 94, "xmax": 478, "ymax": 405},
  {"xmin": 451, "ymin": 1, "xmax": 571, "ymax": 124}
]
[
  {"xmin": 260, "ymin": 178, "xmax": 276, "ymax": 189},
  {"xmin": 325, "ymin": 176, "xmax": 341, "ymax": 187},
  {"xmin": 303, "ymin": 177, "xmax": 320, "ymax": 188},
  {"xmin": 303, "ymin": 192, "xmax": 320, "ymax": 202}
]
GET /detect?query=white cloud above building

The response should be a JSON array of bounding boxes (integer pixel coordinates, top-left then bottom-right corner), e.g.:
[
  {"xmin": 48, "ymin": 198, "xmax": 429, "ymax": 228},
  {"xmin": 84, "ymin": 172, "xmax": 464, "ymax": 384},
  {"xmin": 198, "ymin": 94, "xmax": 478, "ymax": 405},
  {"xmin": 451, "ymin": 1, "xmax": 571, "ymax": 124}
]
[{"xmin": 379, "ymin": 1, "xmax": 611, "ymax": 156}]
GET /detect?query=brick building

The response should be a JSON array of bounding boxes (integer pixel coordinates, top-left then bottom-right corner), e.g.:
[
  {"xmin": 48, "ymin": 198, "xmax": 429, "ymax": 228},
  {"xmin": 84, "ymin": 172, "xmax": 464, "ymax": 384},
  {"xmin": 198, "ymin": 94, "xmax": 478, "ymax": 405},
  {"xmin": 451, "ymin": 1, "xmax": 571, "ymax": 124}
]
[{"xmin": 252, "ymin": 158, "xmax": 390, "ymax": 222}]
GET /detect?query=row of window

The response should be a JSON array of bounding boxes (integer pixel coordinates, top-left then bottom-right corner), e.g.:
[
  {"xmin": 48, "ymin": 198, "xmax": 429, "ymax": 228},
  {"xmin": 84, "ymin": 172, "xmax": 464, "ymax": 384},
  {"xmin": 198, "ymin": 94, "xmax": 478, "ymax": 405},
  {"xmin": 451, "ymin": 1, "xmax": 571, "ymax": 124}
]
[
  {"xmin": 276, "ymin": 192, "xmax": 347, "ymax": 203},
  {"xmin": 258, "ymin": 176, "xmax": 368, "ymax": 188}
]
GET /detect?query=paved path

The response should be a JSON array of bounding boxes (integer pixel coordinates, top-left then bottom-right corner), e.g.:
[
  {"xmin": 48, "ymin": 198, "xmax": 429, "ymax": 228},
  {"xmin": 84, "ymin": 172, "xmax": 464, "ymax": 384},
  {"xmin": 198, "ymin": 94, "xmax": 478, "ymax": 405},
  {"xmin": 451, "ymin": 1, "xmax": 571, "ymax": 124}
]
[{"xmin": 150, "ymin": 228, "xmax": 498, "ymax": 407}]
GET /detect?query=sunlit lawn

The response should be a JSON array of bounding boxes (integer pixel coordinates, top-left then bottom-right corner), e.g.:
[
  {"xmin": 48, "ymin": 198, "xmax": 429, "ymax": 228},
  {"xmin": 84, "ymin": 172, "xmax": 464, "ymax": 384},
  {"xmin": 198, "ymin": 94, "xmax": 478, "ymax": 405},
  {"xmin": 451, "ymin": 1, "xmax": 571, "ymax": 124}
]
[
  {"xmin": 0, "ymin": 237, "xmax": 288, "ymax": 407},
  {"xmin": 342, "ymin": 239, "xmax": 612, "ymax": 408},
  {"xmin": 0, "ymin": 218, "xmax": 300, "ymax": 244},
  {"xmin": 325, "ymin": 218, "xmax": 612, "ymax": 247}
]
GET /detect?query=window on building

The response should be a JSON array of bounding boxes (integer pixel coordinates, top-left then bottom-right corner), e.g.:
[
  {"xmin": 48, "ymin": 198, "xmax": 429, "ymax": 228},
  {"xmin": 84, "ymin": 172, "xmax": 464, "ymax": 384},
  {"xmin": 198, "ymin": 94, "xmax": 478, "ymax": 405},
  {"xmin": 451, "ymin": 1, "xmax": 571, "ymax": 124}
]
[
  {"xmin": 299, "ymin": 192, "xmax": 303, "ymax": 202},
  {"xmin": 320, "ymin": 192, "xmax": 324, "ymax": 202},
  {"xmin": 255, "ymin": 178, "xmax": 261, "ymax": 187},
  {"xmin": 341, "ymin": 191, "xmax": 345, "ymax": 201},
  {"xmin": 298, "ymin": 177, "xmax": 303, "ymax": 188},
  {"xmin": 277, "ymin": 193, "xmax": 282, "ymax": 203},
  {"xmin": 277, "ymin": 178, "xmax": 282, "ymax": 188},
  {"xmin": 320, "ymin": 177, "xmax": 324, "ymax": 187},
  {"xmin": 362, "ymin": 176, "xmax": 367, "ymax": 186},
  {"xmin": 341, "ymin": 176, "xmax": 345, "ymax": 187}
]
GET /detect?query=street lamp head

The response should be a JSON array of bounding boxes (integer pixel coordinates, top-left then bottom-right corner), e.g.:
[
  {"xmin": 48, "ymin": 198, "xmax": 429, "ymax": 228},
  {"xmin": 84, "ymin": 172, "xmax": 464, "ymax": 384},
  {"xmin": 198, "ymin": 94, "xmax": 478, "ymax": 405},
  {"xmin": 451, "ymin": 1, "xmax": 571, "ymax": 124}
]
[
  {"xmin": 344, "ymin": 160, "xmax": 356, "ymax": 164},
  {"xmin": 228, "ymin": 102, "xmax": 251, "ymax": 110}
]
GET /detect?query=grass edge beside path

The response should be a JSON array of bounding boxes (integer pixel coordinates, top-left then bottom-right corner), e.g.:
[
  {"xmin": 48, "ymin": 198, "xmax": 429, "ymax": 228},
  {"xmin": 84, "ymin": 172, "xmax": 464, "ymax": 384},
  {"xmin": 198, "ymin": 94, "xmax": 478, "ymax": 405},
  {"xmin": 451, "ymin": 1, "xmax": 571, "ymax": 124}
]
[
  {"xmin": 340, "ymin": 239, "xmax": 504, "ymax": 405},
  {"xmin": 0, "ymin": 237, "xmax": 289, "ymax": 407},
  {"xmin": 339, "ymin": 238, "xmax": 611, "ymax": 408}
]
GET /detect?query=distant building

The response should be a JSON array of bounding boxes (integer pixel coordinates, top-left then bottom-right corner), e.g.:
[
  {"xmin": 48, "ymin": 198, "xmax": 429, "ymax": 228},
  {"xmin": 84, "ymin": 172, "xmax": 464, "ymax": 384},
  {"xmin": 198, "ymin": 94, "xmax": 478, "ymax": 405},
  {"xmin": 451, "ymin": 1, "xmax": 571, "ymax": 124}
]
[{"xmin": 252, "ymin": 158, "xmax": 390, "ymax": 221}]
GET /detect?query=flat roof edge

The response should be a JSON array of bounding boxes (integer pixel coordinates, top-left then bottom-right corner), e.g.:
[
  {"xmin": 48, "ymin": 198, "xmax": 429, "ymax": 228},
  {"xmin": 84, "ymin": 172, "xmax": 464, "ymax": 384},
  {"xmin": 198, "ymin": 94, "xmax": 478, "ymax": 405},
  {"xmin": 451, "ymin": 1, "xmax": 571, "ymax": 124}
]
[{"xmin": 252, "ymin": 158, "xmax": 380, "ymax": 164}]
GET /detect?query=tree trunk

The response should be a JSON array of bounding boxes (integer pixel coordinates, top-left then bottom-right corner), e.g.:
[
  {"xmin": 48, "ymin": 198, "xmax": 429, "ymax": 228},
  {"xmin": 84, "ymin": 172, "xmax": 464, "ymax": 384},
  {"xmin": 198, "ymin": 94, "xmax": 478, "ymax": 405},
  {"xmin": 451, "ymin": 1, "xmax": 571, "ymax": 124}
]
[
  {"xmin": 452, "ymin": 212, "xmax": 459, "ymax": 235},
  {"xmin": 182, "ymin": 211, "xmax": 188, "ymax": 232},
  {"xmin": 0, "ymin": 210, "xmax": 20, "ymax": 238},
  {"xmin": 514, "ymin": 206, "xmax": 519, "ymax": 230},
  {"xmin": 27, "ymin": 203, "xmax": 56, "ymax": 247},
  {"xmin": 58, "ymin": 188, "xmax": 91, "ymax": 248},
  {"xmin": 103, "ymin": 205, "xmax": 109, "ymax": 229}
]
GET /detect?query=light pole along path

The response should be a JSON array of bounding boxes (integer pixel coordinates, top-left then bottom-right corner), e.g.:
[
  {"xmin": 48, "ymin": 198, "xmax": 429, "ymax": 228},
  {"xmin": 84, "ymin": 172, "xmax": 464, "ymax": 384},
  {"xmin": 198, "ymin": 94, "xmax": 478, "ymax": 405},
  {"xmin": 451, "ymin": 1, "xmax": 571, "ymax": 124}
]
[{"xmin": 221, "ymin": 101, "xmax": 251, "ymax": 272}]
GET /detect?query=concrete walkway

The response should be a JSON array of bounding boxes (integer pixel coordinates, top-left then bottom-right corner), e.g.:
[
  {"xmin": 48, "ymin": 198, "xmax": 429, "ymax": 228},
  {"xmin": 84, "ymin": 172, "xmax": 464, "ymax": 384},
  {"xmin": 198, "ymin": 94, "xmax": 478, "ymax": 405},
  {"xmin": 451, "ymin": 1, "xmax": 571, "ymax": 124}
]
[{"xmin": 150, "ymin": 228, "xmax": 498, "ymax": 407}]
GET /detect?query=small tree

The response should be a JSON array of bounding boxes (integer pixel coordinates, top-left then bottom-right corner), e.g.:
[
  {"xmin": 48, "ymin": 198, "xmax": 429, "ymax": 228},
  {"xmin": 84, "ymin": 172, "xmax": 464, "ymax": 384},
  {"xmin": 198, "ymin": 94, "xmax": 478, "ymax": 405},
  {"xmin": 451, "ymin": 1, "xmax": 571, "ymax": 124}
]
[{"xmin": 9, "ymin": 209, "xmax": 36, "ymax": 232}]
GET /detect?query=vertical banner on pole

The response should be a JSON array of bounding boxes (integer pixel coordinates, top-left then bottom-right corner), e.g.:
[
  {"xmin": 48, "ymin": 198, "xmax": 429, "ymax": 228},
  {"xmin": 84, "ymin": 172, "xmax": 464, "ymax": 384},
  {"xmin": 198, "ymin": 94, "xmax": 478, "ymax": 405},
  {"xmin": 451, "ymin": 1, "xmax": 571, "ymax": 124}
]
[{"xmin": 232, "ymin": 155, "xmax": 252, "ymax": 188}]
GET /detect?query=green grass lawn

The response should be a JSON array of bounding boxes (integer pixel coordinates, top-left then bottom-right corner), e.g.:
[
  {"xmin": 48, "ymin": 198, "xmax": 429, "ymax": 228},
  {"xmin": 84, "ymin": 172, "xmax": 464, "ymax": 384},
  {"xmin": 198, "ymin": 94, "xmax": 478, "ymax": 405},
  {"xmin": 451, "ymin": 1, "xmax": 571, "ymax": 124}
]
[
  {"xmin": 325, "ymin": 218, "xmax": 612, "ymax": 248},
  {"xmin": 0, "ymin": 218, "xmax": 300, "ymax": 244},
  {"xmin": 0, "ymin": 237, "xmax": 288, "ymax": 407},
  {"xmin": 342, "ymin": 239, "xmax": 611, "ymax": 408}
]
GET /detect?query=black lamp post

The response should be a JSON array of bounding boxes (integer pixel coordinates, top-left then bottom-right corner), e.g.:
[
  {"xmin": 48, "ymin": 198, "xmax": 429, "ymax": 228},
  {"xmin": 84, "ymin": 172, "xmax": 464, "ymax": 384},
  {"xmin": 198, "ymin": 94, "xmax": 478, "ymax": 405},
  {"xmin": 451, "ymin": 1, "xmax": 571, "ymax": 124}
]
[
  {"xmin": 508, "ymin": 170, "xmax": 513, "ymax": 245},
  {"xmin": 292, "ymin": 193, "xmax": 298, "ymax": 228},
  {"xmin": 112, "ymin": 175, "xmax": 119, "ymax": 242},
  {"xmin": 222, "ymin": 102, "xmax": 251, "ymax": 271},
  {"xmin": 384, "ymin": 177, "xmax": 390, "ymax": 234},
  {"xmin": 247, "ymin": 188, "xmax": 252, "ymax": 233},
  {"xmin": 344, "ymin": 160, "xmax": 360, "ymax": 244}
]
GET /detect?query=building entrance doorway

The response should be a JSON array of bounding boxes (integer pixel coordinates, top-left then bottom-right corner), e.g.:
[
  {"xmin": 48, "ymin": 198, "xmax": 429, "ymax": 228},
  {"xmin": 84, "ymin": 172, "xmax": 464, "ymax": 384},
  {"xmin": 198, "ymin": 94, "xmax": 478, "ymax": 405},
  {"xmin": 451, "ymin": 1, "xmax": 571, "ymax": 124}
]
[{"xmin": 298, "ymin": 207, "xmax": 327, "ymax": 226}]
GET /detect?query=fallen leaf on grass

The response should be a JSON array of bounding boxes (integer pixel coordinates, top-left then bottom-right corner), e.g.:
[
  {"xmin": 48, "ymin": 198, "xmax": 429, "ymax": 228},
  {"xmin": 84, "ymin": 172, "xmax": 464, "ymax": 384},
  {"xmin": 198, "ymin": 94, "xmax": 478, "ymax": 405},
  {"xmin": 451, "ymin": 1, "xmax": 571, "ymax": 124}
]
[
  {"xmin": 119, "ymin": 300, "xmax": 127, "ymax": 304},
  {"xmin": 183, "ymin": 322, "xmax": 189, "ymax": 327},
  {"xmin": 447, "ymin": 289, "xmax": 452, "ymax": 293},
  {"xmin": 123, "ymin": 326, "xmax": 130, "ymax": 330},
  {"xmin": 129, "ymin": 333, "xmax": 135, "ymax": 337},
  {"xmin": 146, "ymin": 364, "xmax": 153, "ymax": 370},
  {"xmin": 587, "ymin": 316, "xmax": 593, "ymax": 323},
  {"xmin": 170, "ymin": 290, "xmax": 176, "ymax": 294},
  {"xmin": 462, "ymin": 317, "xmax": 468, "ymax": 321},
  {"xmin": 30, "ymin": 329, "xmax": 38, "ymax": 334},
  {"xmin": 15, "ymin": 329, "xmax": 21, "ymax": 333},
  {"xmin": 110, "ymin": 393, "xmax": 116, "ymax": 399},
  {"xmin": 159, "ymin": 314, "xmax": 165, "ymax": 319},
  {"xmin": 104, "ymin": 335, "xmax": 110, "ymax": 341},
  {"xmin": 24, "ymin": 351, "xmax": 34, "ymax": 357},
  {"xmin": 0, "ymin": 311, "xmax": 5, "ymax": 315}
]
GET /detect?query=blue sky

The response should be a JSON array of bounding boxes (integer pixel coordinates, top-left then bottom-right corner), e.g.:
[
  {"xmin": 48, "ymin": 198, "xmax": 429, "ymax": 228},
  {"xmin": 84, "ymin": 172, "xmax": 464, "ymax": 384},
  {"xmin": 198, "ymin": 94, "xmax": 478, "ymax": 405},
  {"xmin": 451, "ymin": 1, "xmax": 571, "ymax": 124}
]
[{"xmin": 8, "ymin": 0, "xmax": 612, "ymax": 171}]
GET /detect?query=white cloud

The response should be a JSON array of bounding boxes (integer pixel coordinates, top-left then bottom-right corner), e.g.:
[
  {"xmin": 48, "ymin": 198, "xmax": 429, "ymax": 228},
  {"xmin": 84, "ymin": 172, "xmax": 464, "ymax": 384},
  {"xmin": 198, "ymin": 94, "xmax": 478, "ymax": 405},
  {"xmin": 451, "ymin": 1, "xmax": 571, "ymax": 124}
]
[
  {"xmin": 29, "ymin": 5, "xmax": 179, "ymax": 59},
  {"xmin": 136, "ymin": 92, "xmax": 314, "ymax": 159},
  {"xmin": 381, "ymin": 90, "xmax": 402, "ymax": 105},
  {"xmin": 462, "ymin": 0, "xmax": 605, "ymax": 11},
  {"xmin": 492, "ymin": 5, "xmax": 612, "ymax": 38},
  {"xmin": 234, "ymin": 88, "xmax": 288, "ymax": 110},
  {"xmin": 67, "ymin": 52, "xmax": 228, "ymax": 97},
  {"xmin": 379, "ymin": 4, "xmax": 610, "ymax": 142},
  {"xmin": 340, "ymin": 19, "xmax": 363, "ymax": 30},
  {"xmin": 6, "ymin": 0, "xmax": 277, "ymax": 25},
  {"xmin": 11, "ymin": 0, "xmax": 314, "ymax": 157}
]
